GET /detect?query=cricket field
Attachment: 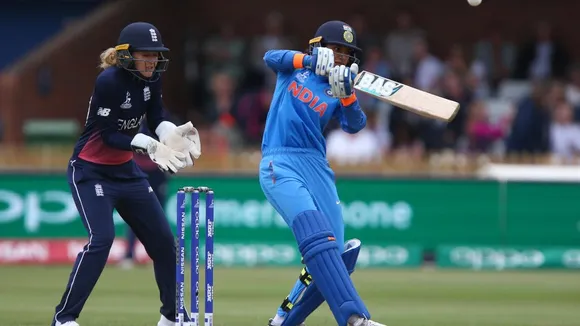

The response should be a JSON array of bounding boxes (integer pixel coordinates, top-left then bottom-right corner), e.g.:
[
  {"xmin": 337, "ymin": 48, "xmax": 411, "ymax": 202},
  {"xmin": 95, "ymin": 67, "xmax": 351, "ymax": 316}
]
[{"xmin": 1, "ymin": 265, "xmax": 578, "ymax": 326}]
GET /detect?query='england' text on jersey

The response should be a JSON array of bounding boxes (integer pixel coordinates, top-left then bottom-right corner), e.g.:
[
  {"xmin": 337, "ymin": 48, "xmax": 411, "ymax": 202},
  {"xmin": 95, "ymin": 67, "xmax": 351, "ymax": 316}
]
[
  {"xmin": 288, "ymin": 81, "xmax": 327, "ymax": 117},
  {"xmin": 118, "ymin": 114, "xmax": 145, "ymax": 130}
]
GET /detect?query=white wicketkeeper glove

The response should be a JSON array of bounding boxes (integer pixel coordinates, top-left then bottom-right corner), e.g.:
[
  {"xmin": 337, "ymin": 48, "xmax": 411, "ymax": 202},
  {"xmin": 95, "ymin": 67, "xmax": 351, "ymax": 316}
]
[
  {"xmin": 155, "ymin": 121, "xmax": 201, "ymax": 167},
  {"xmin": 329, "ymin": 63, "xmax": 359, "ymax": 98},
  {"xmin": 306, "ymin": 47, "xmax": 334, "ymax": 76},
  {"xmin": 131, "ymin": 134, "xmax": 187, "ymax": 173}
]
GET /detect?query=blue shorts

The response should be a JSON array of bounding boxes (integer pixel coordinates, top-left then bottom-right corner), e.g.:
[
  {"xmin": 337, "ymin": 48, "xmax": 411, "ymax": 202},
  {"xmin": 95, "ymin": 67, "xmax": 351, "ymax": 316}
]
[{"xmin": 259, "ymin": 148, "xmax": 344, "ymax": 251}]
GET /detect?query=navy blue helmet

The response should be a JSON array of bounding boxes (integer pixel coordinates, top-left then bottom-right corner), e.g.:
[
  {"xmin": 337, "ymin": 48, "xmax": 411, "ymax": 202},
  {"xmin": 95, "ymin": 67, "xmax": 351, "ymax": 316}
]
[
  {"xmin": 114, "ymin": 22, "xmax": 169, "ymax": 81},
  {"xmin": 308, "ymin": 20, "xmax": 361, "ymax": 65}
]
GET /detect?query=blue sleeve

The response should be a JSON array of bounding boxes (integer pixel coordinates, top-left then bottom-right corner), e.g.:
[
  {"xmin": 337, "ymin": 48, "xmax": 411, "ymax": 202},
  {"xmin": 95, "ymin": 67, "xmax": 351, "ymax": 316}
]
[
  {"xmin": 146, "ymin": 80, "xmax": 169, "ymax": 133},
  {"xmin": 333, "ymin": 97, "xmax": 367, "ymax": 134},
  {"xmin": 264, "ymin": 49, "xmax": 309, "ymax": 73},
  {"xmin": 92, "ymin": 78, "xmax": 133, "ymax": 151}
]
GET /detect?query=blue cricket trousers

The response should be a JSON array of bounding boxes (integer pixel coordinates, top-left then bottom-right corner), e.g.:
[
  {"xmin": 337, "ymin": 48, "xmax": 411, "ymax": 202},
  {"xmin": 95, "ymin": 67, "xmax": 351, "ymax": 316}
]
[
  {"xmin": 52, "ymin": 160, "xmax": 177, "ymax": 325},
  {"xmin": 259, "ymin": 148, "xmax": 345, "ymax": 251}
]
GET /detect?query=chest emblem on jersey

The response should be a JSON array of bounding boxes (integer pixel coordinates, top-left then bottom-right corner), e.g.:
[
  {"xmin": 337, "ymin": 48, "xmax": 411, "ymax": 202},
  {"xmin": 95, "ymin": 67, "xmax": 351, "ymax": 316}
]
[
  {"xmin": 288, "ymin": 81, "xmax": 328, "ymax": 117},
  {"xmin": 325, "ymin": 88, "xmax": 333, "ymax": 96},
  {"xmin": 120, "ymin": 91, "xmax": 132, "ymax": 109},
  {"xmin": 143, "ymin": 86, "xmax": 151, "ymax": 101},
  {"xmin": 296, "ymin": 71, "xmax": 310, "ymax": 83}
]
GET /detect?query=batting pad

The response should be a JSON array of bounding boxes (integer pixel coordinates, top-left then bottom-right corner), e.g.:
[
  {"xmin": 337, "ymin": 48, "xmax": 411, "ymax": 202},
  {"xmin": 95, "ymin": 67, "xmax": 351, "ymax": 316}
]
[
  {"xmin": 282, "ymin": 239, "xmax": 362, "ymax": 326},
  {"xmin": 291, "ymin": 211, "xmax": 369, "ymax": 326}
]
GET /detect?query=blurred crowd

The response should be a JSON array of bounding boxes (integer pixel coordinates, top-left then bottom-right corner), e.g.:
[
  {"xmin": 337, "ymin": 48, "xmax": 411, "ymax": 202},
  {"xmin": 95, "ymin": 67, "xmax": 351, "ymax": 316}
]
[{"xmin": 184, "ymin": 11, "xmax": 580, "ymax": 165}]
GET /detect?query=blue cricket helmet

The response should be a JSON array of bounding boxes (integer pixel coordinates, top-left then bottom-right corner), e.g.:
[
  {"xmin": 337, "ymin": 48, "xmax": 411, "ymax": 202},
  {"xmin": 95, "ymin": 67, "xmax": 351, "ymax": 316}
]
[
  {"xmin": 117, "ymin": 22, "xmax": 169, "ymax": 52},
  {"xmin": 309, "ymin": 20, "xmax": 362, "ymax": 65},
  {"xmin": 114, "ymin": 22, "xmax": 169, "ymax": 81}
]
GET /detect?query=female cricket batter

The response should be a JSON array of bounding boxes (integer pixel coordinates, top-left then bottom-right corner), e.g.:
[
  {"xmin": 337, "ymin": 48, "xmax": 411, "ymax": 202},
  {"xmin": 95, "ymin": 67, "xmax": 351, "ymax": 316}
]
[
  {"xmin": 51, "ymin": 22, "xmax": 200, "ymax": 326},
  {"xmin": 260, "ymin": 21, "xmax": 386, "ymax": 326}
]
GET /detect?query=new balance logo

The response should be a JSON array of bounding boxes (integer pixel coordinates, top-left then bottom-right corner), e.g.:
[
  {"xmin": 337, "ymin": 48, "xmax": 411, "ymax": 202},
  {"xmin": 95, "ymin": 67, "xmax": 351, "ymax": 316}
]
[{"xmin": 97, "ymin": 107, "xmax": 110, "ymax": 117}]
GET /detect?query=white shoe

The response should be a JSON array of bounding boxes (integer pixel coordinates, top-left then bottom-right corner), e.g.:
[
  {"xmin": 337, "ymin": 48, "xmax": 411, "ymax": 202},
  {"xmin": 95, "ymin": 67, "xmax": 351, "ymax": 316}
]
[
  {"xmin": 348, "ymin": 315, "xmax": 387, "ymax": 326},
  {"xmin": 158, "ymin": 314, "xmax": 193, "ymax": 326},
  {"xmin": 56, "ymin": 322, "xmax": 80, "ymax": 326},
  {"xmin": 268, "ymin": 317, "xmax": 305, "ymax": 326}
]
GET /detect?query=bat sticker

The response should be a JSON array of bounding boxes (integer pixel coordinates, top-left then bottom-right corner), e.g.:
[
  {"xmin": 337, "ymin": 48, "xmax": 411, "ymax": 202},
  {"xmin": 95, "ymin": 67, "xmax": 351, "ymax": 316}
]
[{"xmin": 354, "ymin": 72, "xmax": 403, "ymax": 97}]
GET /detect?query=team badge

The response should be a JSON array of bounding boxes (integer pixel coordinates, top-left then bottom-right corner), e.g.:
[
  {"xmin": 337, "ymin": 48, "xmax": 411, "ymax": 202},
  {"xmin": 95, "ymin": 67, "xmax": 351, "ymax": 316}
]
[
  {"xmin": 343, "ymin": 25, "xmax": 354, "ymax": 43},
  {"xmin": 343, "ymin": 31, "xmax": 354, "ymax": 43}
]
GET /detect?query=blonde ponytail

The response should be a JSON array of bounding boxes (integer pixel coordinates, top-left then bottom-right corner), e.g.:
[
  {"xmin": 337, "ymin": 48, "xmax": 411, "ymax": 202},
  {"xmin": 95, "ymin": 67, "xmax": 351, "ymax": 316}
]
[{"xmin": 99, "ymin": 47, "xmax": 119, "ymax": 69}]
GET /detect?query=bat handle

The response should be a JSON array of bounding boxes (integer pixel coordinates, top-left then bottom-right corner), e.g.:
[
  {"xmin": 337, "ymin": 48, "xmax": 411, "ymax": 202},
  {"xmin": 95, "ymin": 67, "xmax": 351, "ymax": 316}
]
[{"xmin": 352, "ymin": 72, "xmax": 362, "ymax": 84}]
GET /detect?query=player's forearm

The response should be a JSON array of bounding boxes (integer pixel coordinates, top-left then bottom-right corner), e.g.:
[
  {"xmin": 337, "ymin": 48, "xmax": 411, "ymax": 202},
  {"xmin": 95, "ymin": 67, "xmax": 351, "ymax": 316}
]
[
  {"xmin": 263, "ymin": 50, "xmax": 308, "ymax": 72},
  {"xmin": 101, "ymin": 131, "xmax": 133, "ymax": 151},
  {"xmin": 339, "ymin": 95, "xmax": 367, "ymax": 133},
  {"xmin": 96, "ymin": 114, "xmax": 134, "ymax": 150}
]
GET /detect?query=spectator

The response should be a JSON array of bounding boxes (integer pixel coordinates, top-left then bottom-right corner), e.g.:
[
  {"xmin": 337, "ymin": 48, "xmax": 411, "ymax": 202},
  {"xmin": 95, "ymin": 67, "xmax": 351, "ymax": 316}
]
[
  {"xmin": 412, "ymin": 39, "xmax": 444, "ymax": 92},
  {"xmin": 201, "ymin": 23, "xmax": 246, "ymax": 86},
  {"xmin": 440, "ymin": 71, "xmax": 475, "ymax": 148},
  {"xmin": 384, "ymin": 10, "xmax": 425, "ymax": 80},
  {"xmin": 234, "ymin": 86, "xmax": 272, "ymax": 147},
  {"xmin": 357, "ymin": 44, "xmax": 392, "ymax": 110},
  {"xmin": 388, "ymin": 106, "xmax": 426, "ymax": 154},
  {"xmin": 565, "ymin": 63, "xmax": 580, "ymax": 107},
  {"xmin": 327, "ymin": 111, "xmax": 384, "ymax": 165},
  {"xmin": 204, "ymin": 71, "xmax": 244, "ymax": 150},
  {"xmin": 465, "ymin": 66, "xmax": 491, "ymax": 100},
  {"xmin": 444, "ymin": 44, "xmax": 469, "ymax": 78},
  {"xmin": 505, "ymin": 80, "xmax": 553, "ymax": 154},
  {"xmin": 248, "ymin": 11, "xmax": 293, "ymax": 89},
  {"xmin": 472, "ymin": 24, "xmax": 517, "ymax": 92},
  {"xmin": 513, "ymin": 21, "xmax": 570, "ymax": 81},
  {"xmin": 549, "ymin": 101, "xmax": 580, "ymax": 163},
  {"xmin": 465, "ymin": 100, "xmax": 507, "ymax": 153}
]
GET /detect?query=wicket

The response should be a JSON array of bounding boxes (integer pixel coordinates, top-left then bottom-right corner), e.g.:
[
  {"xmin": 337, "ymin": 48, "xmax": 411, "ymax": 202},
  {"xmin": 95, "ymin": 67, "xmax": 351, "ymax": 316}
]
[{"xmin": 176, "ymin": 186, "xmax": 214, "ymax": 326}]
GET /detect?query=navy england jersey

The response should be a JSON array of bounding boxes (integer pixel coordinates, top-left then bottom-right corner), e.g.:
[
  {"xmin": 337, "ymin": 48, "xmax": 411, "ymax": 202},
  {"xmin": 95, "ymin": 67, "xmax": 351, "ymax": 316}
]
[{"xmin": 71, "ymin": 67, "xmax": 167, "ymax": 179}]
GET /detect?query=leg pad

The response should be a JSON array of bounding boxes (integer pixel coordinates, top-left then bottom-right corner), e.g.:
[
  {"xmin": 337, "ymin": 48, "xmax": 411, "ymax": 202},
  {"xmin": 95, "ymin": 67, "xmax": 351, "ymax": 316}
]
[
  {"xmin": 291, "ymin": 211, "xmax": 369, "ymax": 326},
  {"xmin": 282, "ymin": 239, "xmax": 362, "ymax": 326}
]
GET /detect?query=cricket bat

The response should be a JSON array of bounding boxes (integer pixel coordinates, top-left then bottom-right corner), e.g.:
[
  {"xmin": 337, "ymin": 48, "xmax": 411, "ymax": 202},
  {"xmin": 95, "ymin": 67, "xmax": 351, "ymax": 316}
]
[{"xmin": 353, "ymin": 70, "xmax": 460, "ymax": 122}]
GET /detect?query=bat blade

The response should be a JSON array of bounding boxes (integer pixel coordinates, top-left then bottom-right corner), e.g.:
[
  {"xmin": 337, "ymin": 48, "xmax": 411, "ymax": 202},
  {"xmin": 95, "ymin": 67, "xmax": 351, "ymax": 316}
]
[{"xmin": 353, "ymin": 70, "xmax": 460, "ymax": 122}]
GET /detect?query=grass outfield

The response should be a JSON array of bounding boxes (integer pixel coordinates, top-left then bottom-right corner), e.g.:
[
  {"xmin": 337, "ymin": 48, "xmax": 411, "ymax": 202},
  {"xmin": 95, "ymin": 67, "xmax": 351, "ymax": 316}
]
[{"xmin": 0, "ymin": 265, "xmax": 578, "ymax": 326}]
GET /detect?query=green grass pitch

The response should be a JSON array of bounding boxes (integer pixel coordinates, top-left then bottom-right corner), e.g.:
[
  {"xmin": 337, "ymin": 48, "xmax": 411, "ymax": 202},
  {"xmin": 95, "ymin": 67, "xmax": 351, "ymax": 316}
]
[{"xmin": 1, "ymin": 265, "xmax": 578, "ymax": 326}]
